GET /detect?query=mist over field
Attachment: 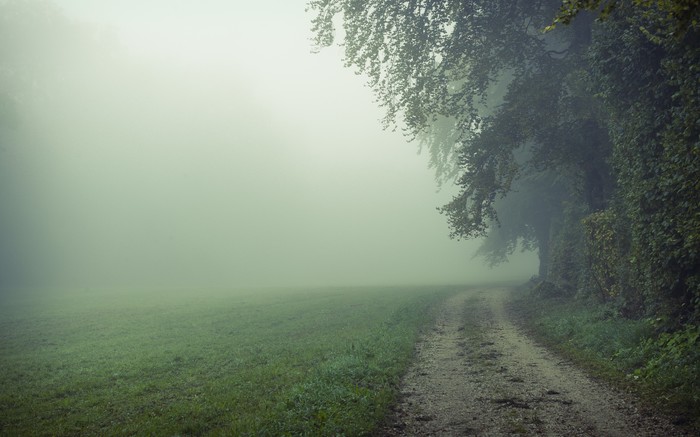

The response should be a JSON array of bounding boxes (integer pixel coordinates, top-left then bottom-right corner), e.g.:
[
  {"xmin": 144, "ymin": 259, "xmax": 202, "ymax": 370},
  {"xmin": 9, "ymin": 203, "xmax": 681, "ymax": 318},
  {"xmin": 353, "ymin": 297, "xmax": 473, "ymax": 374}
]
[
  {"xmin": 2, "ymin": 1, "xmax": 699, "ymax": 435},
  {"xmin": 0, "ymin": 0, "xmax": 537, "ymax": 292}
]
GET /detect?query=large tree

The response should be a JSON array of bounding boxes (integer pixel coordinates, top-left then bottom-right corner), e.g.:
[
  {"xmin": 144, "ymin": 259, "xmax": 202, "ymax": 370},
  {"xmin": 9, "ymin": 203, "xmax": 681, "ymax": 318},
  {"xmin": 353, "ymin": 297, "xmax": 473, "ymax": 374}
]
[
  {"xmin": 473, "ymin": 168, "xmax": 570, "ymax": 279},
  {"xmin": 308, "ymin": 0, "xmax": 611, "ymax": 277}
]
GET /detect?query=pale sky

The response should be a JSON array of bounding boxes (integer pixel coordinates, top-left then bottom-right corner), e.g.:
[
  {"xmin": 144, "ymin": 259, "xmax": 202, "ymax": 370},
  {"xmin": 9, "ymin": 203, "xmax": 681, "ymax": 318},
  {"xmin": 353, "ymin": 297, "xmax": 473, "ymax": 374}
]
[{"xmin": 2, "ymin": 0, "xmax": 537, "ymax": 290}]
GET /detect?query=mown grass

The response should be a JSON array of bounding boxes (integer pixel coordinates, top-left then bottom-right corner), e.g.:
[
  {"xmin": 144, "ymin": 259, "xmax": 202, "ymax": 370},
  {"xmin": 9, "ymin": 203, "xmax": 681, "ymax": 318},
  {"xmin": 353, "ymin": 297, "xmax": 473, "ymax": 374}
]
[
  {"xmin": 510, "ymin": 288, "xmax": 700, "ymax": 429},
  {"xmin": 0, "ymin": 285, "xmax": 459, "ymax": 436}
]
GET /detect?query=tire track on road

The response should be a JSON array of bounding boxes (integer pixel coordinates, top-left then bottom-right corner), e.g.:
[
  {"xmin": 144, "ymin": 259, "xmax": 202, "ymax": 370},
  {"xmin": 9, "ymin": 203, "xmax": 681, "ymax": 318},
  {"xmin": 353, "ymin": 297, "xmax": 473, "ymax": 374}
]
[{"xmin": 382, "ymin": 287, "xmax": 685, "ymax": 436}]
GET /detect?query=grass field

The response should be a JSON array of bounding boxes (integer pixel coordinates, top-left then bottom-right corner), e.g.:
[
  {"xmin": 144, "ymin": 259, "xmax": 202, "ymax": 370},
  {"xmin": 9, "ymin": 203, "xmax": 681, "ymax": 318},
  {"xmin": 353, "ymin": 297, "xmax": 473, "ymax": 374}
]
[{"xmin": 0, "ymin": 285, "xmax": 459, "ymax": 436}]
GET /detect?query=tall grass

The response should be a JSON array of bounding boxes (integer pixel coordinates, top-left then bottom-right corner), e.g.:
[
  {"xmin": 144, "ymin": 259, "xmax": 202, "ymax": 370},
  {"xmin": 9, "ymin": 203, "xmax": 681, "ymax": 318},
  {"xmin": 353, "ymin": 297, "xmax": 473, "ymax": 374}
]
[{"xmin": 0, "ymin": 285, "xmax": 458, "ymax": 435}]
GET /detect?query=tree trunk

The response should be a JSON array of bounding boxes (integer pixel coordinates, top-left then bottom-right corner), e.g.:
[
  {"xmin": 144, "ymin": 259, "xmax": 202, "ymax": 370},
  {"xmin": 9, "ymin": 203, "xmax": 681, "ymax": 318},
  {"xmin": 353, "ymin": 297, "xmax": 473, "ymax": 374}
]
[
  {"xmin": 538, "ymin": 234, "xmax": 550, "ymax": 280},
  {"xmin": 534, "ymin": 216, "xmax": 552, "ymax": 281}
]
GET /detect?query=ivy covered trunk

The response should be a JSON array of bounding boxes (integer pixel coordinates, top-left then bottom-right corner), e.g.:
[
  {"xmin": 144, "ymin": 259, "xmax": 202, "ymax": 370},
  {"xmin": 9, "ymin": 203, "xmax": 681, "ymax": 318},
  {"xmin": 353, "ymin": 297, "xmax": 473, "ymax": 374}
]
[{"xmin": 535, "ymin": 216, "xmax": 552, "ymax": 281}]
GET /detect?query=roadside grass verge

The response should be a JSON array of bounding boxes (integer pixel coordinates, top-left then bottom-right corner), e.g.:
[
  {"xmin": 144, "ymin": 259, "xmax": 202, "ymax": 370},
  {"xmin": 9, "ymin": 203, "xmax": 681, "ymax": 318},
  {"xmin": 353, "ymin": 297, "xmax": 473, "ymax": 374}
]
[
  {"xmin": 0, "ymin": 285, "xmax": 459, "ymax": 435},
  {"xmin": 509, "ymin": 288, "xmax": 699, "ymax": 429}
]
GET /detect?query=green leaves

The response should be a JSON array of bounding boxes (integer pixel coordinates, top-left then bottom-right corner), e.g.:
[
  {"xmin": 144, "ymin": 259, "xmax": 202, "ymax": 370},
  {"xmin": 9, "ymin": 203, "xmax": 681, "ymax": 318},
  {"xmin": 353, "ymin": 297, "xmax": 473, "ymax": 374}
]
[
  {"xmin": 548, "ymin": 0, "xmax": 618, "ymax": 31},
  {"xmin": 550, "ymin": 0, "xmax": 700, "ymax": 41},
  {"xmin": 582, "ymin": 210, "xmax": 622, "ymax": 302},
  {"xmin": 309, "ymin": 0, "xmax": 700, "ymax": 326},
  {"xmin": 586, "ymin": 4, "xmax": 700, "ymax": 323}
]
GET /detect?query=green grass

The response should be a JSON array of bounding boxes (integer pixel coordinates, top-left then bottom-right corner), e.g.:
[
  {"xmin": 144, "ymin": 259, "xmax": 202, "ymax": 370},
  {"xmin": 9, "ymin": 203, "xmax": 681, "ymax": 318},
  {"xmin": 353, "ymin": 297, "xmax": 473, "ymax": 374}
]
[
  {"xmin": 511, "ymin": 297, "xmax": 652, "ymax": 372},
  {"xmin": 0, "ymin": 285, "xmax": 459, "ymax": 436},
  {"xmin": 510, "ymin": 289, "xmax": 700, "ymax": 428}
]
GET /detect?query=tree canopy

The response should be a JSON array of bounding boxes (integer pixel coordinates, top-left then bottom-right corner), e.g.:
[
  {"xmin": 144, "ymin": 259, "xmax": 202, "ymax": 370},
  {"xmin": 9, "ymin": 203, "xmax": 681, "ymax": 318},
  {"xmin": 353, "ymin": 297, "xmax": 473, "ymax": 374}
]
[
  {"xmin": 309, "ymin": 0, "xmax": 700, "ymax": 326},
  {"xmin": 309, "ymin": 0, "xmax": 609, "ymax": 278}
]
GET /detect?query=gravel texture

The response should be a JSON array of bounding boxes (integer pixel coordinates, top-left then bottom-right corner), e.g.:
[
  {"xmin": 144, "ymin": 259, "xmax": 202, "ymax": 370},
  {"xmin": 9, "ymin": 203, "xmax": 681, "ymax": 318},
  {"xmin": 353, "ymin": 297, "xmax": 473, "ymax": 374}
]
[{"xmin": 381, "ymin": 287, "xmax": 688, "ymax": 436}]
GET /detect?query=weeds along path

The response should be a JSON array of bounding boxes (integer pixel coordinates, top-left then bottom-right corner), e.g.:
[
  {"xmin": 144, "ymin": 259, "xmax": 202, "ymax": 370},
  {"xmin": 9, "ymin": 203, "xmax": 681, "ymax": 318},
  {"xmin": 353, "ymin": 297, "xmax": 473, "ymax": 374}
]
[{"xmin": 382, "ymin": 287, "xmax": 684, "ymax": 436}]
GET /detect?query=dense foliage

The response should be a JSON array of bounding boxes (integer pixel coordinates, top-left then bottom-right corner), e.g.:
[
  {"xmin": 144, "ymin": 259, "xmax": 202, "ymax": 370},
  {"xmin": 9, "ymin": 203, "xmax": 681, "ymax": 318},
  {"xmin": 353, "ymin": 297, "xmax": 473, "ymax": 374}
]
[
  {"xmin": 309, "ymin": 0, "xmax": 699, "ymax": 316},
  {"xmin": 309, "ymin": 0, "xmax": 612, "ymax": 279},
  {"xmin": 309, "ymin": 0, "xmax": 700, "ymax": 410}
]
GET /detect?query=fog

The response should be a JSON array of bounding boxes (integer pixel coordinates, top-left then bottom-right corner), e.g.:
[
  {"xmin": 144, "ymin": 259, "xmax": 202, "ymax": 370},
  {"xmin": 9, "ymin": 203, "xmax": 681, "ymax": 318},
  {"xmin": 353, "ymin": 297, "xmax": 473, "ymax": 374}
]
[{"xmin": 0, "ymin": 0, "xmax": 537, "ymax": 291}]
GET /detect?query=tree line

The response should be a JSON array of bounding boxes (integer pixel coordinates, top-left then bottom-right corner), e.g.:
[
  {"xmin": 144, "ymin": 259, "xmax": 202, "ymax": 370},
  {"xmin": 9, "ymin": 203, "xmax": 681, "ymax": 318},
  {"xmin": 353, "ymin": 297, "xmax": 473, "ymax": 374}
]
[
  {"xmin": 2, "ymin": 1, "xmax": 697, "ymax": 332},
  {"xmin": 307, "ymin": 0, "xmax": 700, "ymax": 330}
]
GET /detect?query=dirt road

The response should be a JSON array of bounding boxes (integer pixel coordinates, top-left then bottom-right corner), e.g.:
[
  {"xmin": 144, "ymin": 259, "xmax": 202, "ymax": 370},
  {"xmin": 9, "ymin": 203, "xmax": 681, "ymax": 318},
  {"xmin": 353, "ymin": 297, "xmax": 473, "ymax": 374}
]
[{"xmin": 382, "ymin": 287, "xmax": 686, "ymax": 436}]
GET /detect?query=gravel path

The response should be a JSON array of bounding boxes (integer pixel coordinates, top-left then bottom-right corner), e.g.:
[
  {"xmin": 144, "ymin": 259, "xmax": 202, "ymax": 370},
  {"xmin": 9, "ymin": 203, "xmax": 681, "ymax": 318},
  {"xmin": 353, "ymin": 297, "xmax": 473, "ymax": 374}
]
[{"xmin": 381, "ymin": 287, "xmax": 686, "ymax": 436}]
